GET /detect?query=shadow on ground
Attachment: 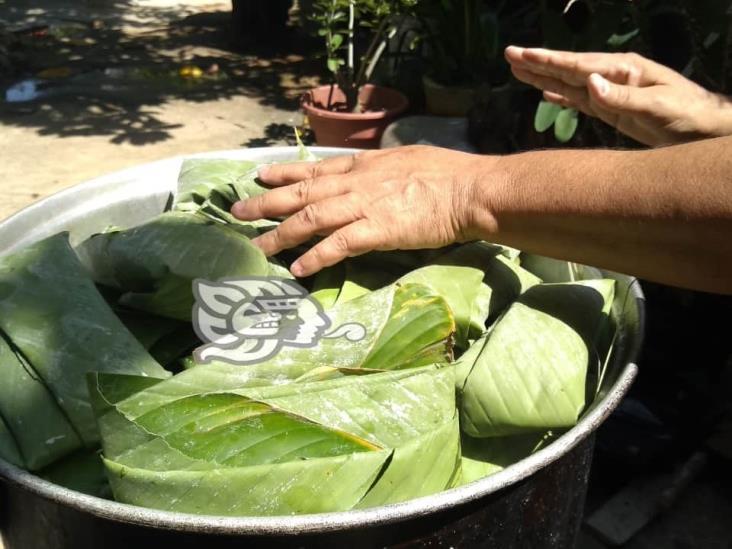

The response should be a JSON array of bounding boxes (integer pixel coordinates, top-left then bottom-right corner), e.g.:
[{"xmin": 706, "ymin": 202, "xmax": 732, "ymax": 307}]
[{"xmin": 0, "ymin": 2, "xmax": 322, "ymax": 145}]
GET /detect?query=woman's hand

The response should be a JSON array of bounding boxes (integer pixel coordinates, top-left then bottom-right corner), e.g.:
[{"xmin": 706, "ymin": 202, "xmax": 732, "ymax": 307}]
[
  {"xmin": 231, "ymin": 146, "xmax": 499, "ymax": 276},
  {"xmin": 505, "ymin": 46, "xmax": 732, "ymax": 147}
]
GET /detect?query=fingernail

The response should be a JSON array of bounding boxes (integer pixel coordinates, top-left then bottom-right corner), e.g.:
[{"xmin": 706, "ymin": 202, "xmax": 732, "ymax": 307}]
[
  {"xmin": 505, "ymin": 45, "xmax": 524, "ymax": 56},
  {"xmin": 257, "ymin": 165, "xmax": 271, "ymax": 179},
  {"xmin": 231, "ymin": 199, "xmax": 246, "ymax": 215},
  {"xmin": 590, "ymin": 73, "xmax": 610, "ymax": 96},
  {"xmin": 290, "ymin": 260, "xmax": 304, "ymax": 277}
]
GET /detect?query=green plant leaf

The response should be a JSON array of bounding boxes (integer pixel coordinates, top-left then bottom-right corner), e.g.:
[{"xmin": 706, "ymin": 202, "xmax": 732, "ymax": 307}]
[
  {"xmin": 115, "ymin": 310, "xmax": 183, "ymax": 350},
  {"xmin": 356, "ymin": 415, "xmax": 460, "ymax": 507},
  {"xmin": 0, "ymin": 335, "xmax": 80, "ymax": 470},
  {"xmin": 327, "ymin": 57, "xmax": 341, "ymax": 73},
  {"xmin": 459, "ymin": 280, "xmax": 615, "ymax": 438},
  {"xmin": 534, "ymin": 101, "xmax": 562, "ymax": 132},
  {"xmin": 431, "ymin": 242, "xmax": 542, "ymax": 331},
  {"xmin": 76, "ymin": 212, "xmax": 270, "ymax": 321},
  {"xmin": 398, "ymin": 265, "xmax": 484, "ymax": 349},
  {"xmin": 311, "ymin": 262, "xmax": 346, "ymax": 308},
  {"xmin": 173, "ymin": 158, "xmax": 276, "ymax": 232},
  {"xmin": 0, "ymin": 415, "xmax": 24, "ymax": 468},
  {"xmin": 39, "ymin": 449, "xmax": 110, "ymax": 498},
  {"xmin": 318, "ymin": 245, "xmax": 537, "ymax": 349},
  {"xmin": 0, "ymin": 233, "xmax": 169, "ymax": 451},
  {"xmin": 295, "ymin": 127, "xmax": 318, "ymax": 162},
  {"xmin": 607, "ymin": 29, "xmax": 639, "ymax": 48},
  {"xmin": 359, "ymin": 283, "xmax": 455, "ymax": 370},
  {"xmin": 554, "ymin": 108, "xmax": 579, "ymax": 143},
  {"xmin": 189, "ymin": 281, "xmax": 454, "ymax": 372},
  {"xmin": 458, "ymin": 430, "xmax": 553, "ymax": 485},
  {"xmin": 330, "ymin": 33, "xmax": 344, "ymax": 49},
  {"xmin": 90, "ymin": 364, "xmax": 458, "ymax": 515},
  {"xmin": 175, "ymin": 159, "xmax": 263, "ymax": 210}
]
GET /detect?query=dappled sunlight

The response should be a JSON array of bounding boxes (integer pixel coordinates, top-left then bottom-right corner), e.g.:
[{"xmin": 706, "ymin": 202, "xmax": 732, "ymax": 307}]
[{"xmin": 1, "ymin": 1, "xmax": 322, "ymax": 145}]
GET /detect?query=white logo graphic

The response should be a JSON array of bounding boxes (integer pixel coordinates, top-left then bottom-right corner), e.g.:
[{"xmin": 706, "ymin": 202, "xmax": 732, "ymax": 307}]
[{"xmin": 192, "ymin": 277, "xmax": 366, "ymax": 365}]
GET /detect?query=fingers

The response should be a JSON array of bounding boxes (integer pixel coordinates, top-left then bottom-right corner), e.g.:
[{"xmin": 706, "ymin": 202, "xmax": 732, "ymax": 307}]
[
  {"xmin": 543, "ymin": 90, "xmax": 574, "ymax": 108},
  {"xmin": 231, "ymin": 174, "xmax": 354, "ymax": 220},
  {"xmin": 251, "ymin": 192, "xmax": 365, "ymax": 257},
  {"xmin": 511, "ymin": 66, "xmax": 594, "ymax": 115},
  {"xmin": 257, "ymin": 153, "xmax": 357, "ymax": 186},
  {"xmin": 587, "ymin": 73, "xmax": 656, "ymax": 115},
  {"xmin": 506, "ymin": 46, "xmax": 646, "ymax": 87},
  {"xmin": 290, "ymin": 219, "xmax": 385, "ymax": 277}
]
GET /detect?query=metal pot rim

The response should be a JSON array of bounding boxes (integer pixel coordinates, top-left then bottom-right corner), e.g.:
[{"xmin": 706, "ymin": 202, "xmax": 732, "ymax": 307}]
[{"xmin": 0, "ymin": 147, "xmax": 644, "ymax": 535}]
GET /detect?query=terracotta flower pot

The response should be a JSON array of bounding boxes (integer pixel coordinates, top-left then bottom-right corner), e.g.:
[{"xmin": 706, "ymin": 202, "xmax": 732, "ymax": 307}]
[{"xmin": 302, "ymin": 84, "xmax": 409, "ymax": 149}]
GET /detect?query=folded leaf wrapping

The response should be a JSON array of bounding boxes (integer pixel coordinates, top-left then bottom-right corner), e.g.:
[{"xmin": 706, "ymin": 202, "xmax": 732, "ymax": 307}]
[
  {"xmin": 459, "ymin": 280, "xmax": 615, "ymax": 437},
  {"xmin": 0, "ymin": 233, "xmax": 170, "ymax": 464},
  {"xmin": 89, "ymin": 364, "xmax": 459, "ymax": 515},
  {"xmin": 311, "ymin": 243, "xmax": 541, "ymax": 350},
  {"xmin": 0, "ymin": 415, "xmax": 23, "ymax": 468},
  {"xmin": 76, "ymin": 212, "xmax": 270, "ymax": 321},
  {"xmin": 0, "ymin": 335, "xmax": 80, "ymax": 469},
  {"xmin": 0, "ymin": 153, "xmax": 623, "ymax": 512},
  {"xmin": 189, "ymin": 281, "xmax": 455, "ymax": 373}
]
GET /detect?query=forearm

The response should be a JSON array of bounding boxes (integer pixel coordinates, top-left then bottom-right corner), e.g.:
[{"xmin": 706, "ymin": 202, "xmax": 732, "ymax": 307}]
[
  {"xmin": 470, "ymin": 136, "xmax": 732, "ymax": 293},
  {"xmin": 707, "ymin": 93, "xmax": 732, "ymax": 139}
]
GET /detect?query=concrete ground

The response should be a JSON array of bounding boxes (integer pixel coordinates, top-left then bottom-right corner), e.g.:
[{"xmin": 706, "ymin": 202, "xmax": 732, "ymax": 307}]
[{"xmin": 0, "ymin": 0, "xmax": 320, "ymax": 221}]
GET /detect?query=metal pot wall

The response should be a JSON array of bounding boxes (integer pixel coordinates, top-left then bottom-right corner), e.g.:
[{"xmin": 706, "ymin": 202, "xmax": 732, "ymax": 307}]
[{"xmin": 0, "ymin": 147, "xmax": 644, "ymax": 549}]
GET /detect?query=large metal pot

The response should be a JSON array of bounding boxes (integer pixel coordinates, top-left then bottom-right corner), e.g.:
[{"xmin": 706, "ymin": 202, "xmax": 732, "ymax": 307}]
[{"xmin": 0, "ymin": 147, "xmax": 645, "ymax": 549}]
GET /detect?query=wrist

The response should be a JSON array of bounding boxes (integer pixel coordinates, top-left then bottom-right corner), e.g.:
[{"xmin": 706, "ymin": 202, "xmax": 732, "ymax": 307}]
[
  {"xmin": 708, "ymin": 93, "xmax": 732, "ymax": 138},
  {"xmin": 461, "ymin": 153, "xmax": 516, "ymax": 242}
]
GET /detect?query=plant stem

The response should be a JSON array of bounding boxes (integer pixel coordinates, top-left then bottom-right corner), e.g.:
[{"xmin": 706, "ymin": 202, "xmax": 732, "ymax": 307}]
[
  {"xmin": 327, "ymin": 82, "xmax": 335, "ymax": 110},
  {"xmin": 348, "ymin": 0, "xmax": 355, "ymax": 72},
  {"xmin": 363, "ymin": 24, "xmax": 398, "ymax": 85},
  {"xmin": 355, "ymin": 17, "xmax": 390, "ymax": 89}
]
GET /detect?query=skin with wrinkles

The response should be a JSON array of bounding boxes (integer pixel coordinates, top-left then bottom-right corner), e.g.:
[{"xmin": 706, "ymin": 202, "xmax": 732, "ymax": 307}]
[
  {"xmin": 504, "ymin": 46, "xmax": 732, "ymax": 147},
  {"xmin": 231, "ymin": 47, "xmax": 732, "ymax": 295}
]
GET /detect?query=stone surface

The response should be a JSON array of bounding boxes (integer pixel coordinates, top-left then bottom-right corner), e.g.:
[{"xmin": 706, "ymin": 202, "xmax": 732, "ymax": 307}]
[{"xmin": 380, "ymin": 115, "xmax": 476, "ymax": 153}]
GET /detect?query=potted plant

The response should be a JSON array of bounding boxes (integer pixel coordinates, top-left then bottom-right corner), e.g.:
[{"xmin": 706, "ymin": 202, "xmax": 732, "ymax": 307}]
[
  {"xmin": 303, "ymin": 0, "xmax": 414, "ymax": 148},
  {"xmin": 415, "ymin": 0, "xmax": 516, "ymax": 117}
]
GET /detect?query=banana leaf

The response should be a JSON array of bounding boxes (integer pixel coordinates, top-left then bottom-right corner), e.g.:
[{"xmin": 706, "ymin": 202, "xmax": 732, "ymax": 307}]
[
  {"xmin": 266, "ymin": 256, "xmax": 295, "ymax": 279},
  {"xmin": 399, "ymin": 265, "xmax": 485, "ymax": 349},
  {"xmin": 0, "ymin": 415, "xmax": 23, "ymax": 468},
  {"xmin": 310, "ymin": 262, "xmax": 346, "ymax": 308},
  {"xmin": 0, "ymin": 233, "xmax": 169, "ymax": 449},
  {"xmin": 113, "ymin": 309, "xmax": 200, "ymax": 372},
  {"xmin": 358, "ymin": 283, "xmax": 455, "ymax": 370},
  {"xmin": 76, "ymin": 212, "xmax": 270, "ymax": 321},
  {"xmin": 148, "ymin": 325, "xmax": 201, "ymax": 369},
  {"xmin": 356, "ymin": 416, "xmax": 459, "ymax": 508},
  {"xmin": 459, "ymin": 280, "xmax": 615, "ymax": 438},
  {"xmin": 115, "ymin": 310, "xmax": 183, "ymax": 350},
  {"xmin": 0, "ymin": 335, "xmax": 80, "ymax": 470},
  {"xmin": 459, "ymin": 430, "xmax": 553, "ymax": 485},
  {"xmin": 317, "ymin": 244, "xmax": 539, "ymax": 348},
  {"xmin": 312, "ymin": 260, "xmax": 483, "ymax": 350},
  {"xmin": 192, "ymin": 281, "xmax": 454, "ymax": 372},
  {"xmin": 432, "ymin": 242, "xmax": 542, "ymax": 329},
  {"xmin": 39, "ymin": 449, "xmax": 110, "ymax": 498},
  {"xmin": 175, "ymin": 159, "xmax": 263, "ymax": 210},
  {"xmin": 173, "ymin": 158, "xmax": 282, "ymax": 236},
  {"xmin": 104, "ymin": 451, "xmax": 389, "ymax": 516},
  {"xmin": 310, "ymin": 258, "xmax": 403, "ymax": 310},
  {"xmin": 90, "ymin": 364, "xmax": 458, "ymax": 515}
]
